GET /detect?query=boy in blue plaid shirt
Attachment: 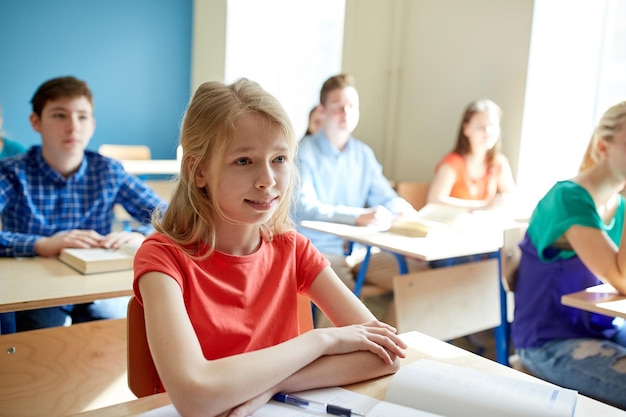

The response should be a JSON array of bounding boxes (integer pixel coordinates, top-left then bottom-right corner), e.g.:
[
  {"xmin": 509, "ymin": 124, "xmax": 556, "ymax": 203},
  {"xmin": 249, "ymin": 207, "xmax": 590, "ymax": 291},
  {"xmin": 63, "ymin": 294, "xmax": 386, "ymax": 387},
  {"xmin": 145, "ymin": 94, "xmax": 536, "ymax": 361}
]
[{"xmin": 0, "ymin": 76, "xmax": 166, "ymax": 331}]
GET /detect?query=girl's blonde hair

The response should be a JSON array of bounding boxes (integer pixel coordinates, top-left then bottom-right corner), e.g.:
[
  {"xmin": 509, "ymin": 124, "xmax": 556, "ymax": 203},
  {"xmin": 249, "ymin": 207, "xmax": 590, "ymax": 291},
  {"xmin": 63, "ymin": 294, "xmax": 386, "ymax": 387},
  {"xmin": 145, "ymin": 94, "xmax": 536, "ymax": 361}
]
[
  {"xmin": 153, "ymin": 78, "xmax": 298, "ymax": 257},
  {"xmin": 452, "ymin": 99, "xmax": 502, "ymax": 166},
  {"xmin": 579, "ymin": 101, "xmax": 626, "ymax": 172}
]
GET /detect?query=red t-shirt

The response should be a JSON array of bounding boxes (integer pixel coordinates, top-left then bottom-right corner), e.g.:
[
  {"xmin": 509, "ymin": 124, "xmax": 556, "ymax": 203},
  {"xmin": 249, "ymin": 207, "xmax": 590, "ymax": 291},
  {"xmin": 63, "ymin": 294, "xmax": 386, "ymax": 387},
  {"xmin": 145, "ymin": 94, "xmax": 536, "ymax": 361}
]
[
  {"xmin": 435, "ymin": 152, "xmax": 502, "ymax": 200},
  {"xmin": 133, "ymin": 231, "xmax": 328, "ymax": 360}
]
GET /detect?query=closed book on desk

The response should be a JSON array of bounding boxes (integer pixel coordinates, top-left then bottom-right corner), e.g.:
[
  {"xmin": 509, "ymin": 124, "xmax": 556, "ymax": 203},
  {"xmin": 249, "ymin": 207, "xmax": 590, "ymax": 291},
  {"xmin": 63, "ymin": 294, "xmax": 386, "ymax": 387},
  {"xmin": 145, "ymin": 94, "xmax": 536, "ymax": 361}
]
[
  {"xmin": 58, "ymin": 243, "xmax": 138, "ymax": 274},
  {"xmin": 368, "ymin": 359, "xmax": 577, "ymax": 417},
  {"xmin": 389, "ymin": 203, "xmax": 468, "ymax": 237}
]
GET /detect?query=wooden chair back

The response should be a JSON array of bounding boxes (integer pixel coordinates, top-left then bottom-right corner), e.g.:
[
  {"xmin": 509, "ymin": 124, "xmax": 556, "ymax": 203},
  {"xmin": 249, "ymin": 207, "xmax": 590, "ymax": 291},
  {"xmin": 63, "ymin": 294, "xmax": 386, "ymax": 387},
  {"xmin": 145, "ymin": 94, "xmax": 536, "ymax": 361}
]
[
  {"xmin": 501, "ymin": 223, "xmax": 528, "ymax": 293},
  {"xmin": 99, "ymin": 144, "xmax": 152, "ymax": 161},
  {"xmin": 127, "ymin": 294, "xmax": 314, "ymax": 397},
  {"xmin": 127, "ymin": 296, "xmax": 163, "ymax": 397},
  {"xmin": 395, "ymin": 181, "xmax": 430, "ymax": 210}
]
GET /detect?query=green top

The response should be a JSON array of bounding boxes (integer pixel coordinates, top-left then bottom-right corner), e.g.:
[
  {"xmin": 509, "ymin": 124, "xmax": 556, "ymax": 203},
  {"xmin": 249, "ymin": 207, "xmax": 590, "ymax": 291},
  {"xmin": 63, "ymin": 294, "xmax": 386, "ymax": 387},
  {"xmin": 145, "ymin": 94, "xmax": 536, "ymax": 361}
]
[{"xmin": 527, "ymin": 180, "xmax": 624, "ymax": 262}]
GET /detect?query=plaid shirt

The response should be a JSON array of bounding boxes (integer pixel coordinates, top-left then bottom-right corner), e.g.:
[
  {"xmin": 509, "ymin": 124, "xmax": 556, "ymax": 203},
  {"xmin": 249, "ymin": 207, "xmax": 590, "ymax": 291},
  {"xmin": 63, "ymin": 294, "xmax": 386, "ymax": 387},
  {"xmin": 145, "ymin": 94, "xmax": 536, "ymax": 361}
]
[{"xmin": 0, "ymin": 146, "xmax": 167, "ymax": 257}]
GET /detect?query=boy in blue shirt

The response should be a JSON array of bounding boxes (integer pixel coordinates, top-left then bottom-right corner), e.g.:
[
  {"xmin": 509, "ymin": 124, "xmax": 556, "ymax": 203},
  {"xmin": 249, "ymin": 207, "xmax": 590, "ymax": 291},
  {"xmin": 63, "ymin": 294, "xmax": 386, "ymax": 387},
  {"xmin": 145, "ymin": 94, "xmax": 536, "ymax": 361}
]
[
  {"xmin": 0, "ymin": 76, "xmax": 166, "ymax": 331},
  {"xmin": 296, "ymin": 74, "xmax": 420, "ymax": 294}
]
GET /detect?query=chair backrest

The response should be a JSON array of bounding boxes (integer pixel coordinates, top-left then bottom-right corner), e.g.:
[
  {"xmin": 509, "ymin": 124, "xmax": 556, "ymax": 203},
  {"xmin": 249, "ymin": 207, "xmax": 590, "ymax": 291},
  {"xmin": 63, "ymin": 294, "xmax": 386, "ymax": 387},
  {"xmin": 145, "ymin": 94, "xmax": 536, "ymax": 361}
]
[
  {"xmin": 296, "ymin": 294, "xmax": 314, "ymax": 333},
  {"xmin": 127, "ymin": 294, "xmax": 314, "ymax": 397},
  {"xmin": 395, "ymin": 181, "xmax": 430, "ymax": 211},
  {"xmin": 501, "ymin": 223, "xmax": 528, "ymax": 293},
  {"xmin": 127, "ymin": 296, "xmax": 163, "ymax": 397},
  {"xmin": 99, "ymin": 144, "xmax": 151, "ymax": 161}
]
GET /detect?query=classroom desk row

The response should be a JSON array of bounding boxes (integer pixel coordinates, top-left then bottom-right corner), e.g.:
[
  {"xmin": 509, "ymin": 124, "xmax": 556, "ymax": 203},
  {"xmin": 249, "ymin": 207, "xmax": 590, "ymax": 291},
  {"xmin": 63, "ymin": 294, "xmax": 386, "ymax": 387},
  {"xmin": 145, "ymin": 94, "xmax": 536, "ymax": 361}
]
[
  {"xmin": 3, "ymin": 222, "xmax": 626, "ymax": 416},
  {"xmin": 74, "ymin": 331, "xmax": 626, "ymax": 417}
]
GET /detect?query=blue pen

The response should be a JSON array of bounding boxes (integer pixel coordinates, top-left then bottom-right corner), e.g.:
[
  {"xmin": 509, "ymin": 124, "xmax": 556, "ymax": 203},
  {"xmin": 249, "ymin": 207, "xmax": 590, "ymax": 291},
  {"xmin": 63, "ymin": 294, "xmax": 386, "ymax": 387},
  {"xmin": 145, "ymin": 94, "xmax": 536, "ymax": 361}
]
[{"xmin": 272, "ymin": 393, "xmax": 365, "ymax": 417}]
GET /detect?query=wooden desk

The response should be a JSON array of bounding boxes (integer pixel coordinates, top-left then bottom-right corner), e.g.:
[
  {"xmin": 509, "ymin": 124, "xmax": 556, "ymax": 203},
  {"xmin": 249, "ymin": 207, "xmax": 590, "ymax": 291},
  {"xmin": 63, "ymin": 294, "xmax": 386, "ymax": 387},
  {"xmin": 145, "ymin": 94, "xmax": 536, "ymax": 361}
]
[
  {"xmin": 121, "ymin": 159, "xmax": 180, "ymax": 176},
  {"xmin": 0, "ymin": 257, "xmax": 136, "ymax": 416},
  {"xmin": 300, "ymin": 220, "xmax": 510, "ymax": 365},
  {"xmin": 0, "ymin": 257, "xmax": 134, "ymax": 313},
  {"xmin": 72, "ymin": 331, "xmax": 625, "ymax": 417},
  {"xmin": 300, "ymin": 220, "xmax": 503, "ymax": 262},
  {"xmin": 561, "ymin": 283, "xmax": 626, "ymax": 319}
]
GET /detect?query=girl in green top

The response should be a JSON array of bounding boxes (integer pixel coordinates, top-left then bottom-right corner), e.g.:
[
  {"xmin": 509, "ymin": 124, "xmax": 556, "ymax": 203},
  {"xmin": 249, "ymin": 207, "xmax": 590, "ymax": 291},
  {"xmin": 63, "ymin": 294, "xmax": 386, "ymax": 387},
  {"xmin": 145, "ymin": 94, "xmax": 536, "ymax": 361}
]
[{"xmin": 513, "ymin": 101, "xmax": 626, "ymax": 409}]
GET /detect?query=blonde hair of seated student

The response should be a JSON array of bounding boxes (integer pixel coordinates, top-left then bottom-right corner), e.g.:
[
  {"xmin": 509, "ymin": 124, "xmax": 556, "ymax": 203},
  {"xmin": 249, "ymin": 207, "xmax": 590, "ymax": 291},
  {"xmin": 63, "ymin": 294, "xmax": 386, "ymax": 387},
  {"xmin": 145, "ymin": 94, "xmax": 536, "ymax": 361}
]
[
  {"xmin": 427, "ymin": 99, "xmax": 516, "ymax": 210},
  {"xmin": 134, "ymin": 79, "xmax": 406, "ymax": 417}
]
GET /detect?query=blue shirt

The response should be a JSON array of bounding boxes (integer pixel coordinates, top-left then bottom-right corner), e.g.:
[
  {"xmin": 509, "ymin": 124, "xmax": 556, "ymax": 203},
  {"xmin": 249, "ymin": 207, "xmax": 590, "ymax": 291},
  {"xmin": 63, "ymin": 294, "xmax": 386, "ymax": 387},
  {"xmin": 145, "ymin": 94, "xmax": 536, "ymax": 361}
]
[
  {"xmin": 0, "ymin": 146, "xmax": 167, "ymax": 257},
  {"xmin": 512, "ymin": 181, "xmax": 623, "ymax": 348},
  {"xmin": 0, "ymin": 137, "xmax": 27, "ymax": 159},
  {"xmin": 295, "ymin": 130, "xmax": 411, "ymax": 255}
]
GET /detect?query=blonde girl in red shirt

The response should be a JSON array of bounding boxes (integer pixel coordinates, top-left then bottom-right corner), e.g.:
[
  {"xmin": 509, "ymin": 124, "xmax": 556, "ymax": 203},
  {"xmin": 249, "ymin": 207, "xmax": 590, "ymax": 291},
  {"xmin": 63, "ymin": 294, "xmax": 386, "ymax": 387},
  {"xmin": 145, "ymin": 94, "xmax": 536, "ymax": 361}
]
[{"xmin": 133, "ymin": 79, "xmax": 406, "ymax": 417}]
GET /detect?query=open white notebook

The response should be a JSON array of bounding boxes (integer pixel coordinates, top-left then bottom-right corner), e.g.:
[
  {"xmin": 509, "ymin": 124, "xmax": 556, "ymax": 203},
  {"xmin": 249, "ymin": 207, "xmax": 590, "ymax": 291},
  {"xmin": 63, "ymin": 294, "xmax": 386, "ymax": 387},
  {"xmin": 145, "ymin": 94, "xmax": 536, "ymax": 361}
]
[{"xmin": 138, "ymin": 359, "xmax": 577, "ymax": 417}]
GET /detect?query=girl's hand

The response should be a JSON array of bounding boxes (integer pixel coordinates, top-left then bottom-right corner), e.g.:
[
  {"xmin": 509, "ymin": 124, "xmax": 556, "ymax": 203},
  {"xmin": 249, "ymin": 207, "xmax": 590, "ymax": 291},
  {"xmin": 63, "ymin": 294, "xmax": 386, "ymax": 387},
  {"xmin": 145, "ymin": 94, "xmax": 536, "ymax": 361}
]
[
  {"xmin": 220, "ymin": 389, "xmax": 275, "ymax": 417},
  {"xmin": 316, "ymin": 320, "xmax": 407, "ymax": 365}
]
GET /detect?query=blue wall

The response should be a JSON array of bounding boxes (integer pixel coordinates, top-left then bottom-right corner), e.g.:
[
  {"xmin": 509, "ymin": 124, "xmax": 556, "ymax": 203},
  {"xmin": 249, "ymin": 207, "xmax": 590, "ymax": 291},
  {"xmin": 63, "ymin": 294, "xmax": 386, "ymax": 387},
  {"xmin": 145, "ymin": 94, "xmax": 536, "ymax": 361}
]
[{"xmin": 0, "ymin": 0, "xmax": 192, "ymax": 159}]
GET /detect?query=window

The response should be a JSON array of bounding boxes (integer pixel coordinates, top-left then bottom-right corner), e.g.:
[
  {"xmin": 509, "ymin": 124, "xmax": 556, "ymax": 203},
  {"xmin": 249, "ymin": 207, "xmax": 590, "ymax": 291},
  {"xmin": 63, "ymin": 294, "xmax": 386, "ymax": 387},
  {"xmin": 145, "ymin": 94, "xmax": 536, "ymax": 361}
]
[
  {"xmin": 225, "ymin": 0, "xmax": 345, "ymax": 138},
  {"xmin": 516, "ymin": 0, "xmax": 626, "ymax": 211}
]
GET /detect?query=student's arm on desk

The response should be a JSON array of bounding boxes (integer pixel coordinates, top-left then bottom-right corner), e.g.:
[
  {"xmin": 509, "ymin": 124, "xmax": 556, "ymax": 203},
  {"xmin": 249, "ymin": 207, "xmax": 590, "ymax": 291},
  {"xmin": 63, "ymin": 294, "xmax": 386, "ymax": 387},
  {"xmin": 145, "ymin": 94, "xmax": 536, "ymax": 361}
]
[
  {"xmin": 139, "ymin": 271, "xmax": 405, "ymax": 417},
  {"xmin": 566, "ymin": 224, "xmax": 626, "ymax": 294},
  {"xmin": 564, "ymin": 222, "xmax": 626, "ymax": 294}
]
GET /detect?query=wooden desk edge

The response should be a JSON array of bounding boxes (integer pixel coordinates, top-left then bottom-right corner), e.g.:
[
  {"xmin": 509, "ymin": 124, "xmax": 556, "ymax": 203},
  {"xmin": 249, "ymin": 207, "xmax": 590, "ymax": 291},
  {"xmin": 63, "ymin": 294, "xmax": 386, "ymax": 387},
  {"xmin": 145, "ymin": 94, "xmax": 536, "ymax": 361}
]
[
  {"xmin": 561, "ymin": 288, "xmax": 626, "ymax": 319},
  {"xmin": 0, "ymin": 289, "xmax": 133, "ymax": 313}
]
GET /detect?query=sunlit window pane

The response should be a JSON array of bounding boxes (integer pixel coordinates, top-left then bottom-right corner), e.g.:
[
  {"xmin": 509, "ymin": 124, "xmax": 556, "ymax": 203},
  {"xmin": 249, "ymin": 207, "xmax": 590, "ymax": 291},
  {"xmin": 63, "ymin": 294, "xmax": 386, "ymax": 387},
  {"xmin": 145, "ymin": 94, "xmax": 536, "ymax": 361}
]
[{"xmin": 225, "ymin": 0, "xmax": 345, "ymax": 137}]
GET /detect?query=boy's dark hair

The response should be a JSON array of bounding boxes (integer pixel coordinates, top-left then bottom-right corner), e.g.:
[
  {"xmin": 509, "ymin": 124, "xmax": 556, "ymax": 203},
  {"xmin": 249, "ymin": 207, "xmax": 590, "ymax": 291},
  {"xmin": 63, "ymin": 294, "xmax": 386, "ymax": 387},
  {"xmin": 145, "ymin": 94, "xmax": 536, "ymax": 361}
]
[
  {"xmin": 30, "ymin": 76, "xmax": 93, "ymax": 116},
  {"xmin": 319, "ymin": 73, "xmax": 355, "ymax": 105}
]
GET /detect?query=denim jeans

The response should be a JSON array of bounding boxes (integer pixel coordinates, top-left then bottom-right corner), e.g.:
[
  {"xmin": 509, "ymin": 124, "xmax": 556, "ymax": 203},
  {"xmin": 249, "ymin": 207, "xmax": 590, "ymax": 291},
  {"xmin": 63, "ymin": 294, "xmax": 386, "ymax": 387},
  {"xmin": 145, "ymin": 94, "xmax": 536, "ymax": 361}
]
[
  {"xmin": 517, "ymin": 323, "xmax": 626, "ymax": 410},
  {"xmin": 15, "ymin": 296, "xmax": 131, "ymax": 332}
]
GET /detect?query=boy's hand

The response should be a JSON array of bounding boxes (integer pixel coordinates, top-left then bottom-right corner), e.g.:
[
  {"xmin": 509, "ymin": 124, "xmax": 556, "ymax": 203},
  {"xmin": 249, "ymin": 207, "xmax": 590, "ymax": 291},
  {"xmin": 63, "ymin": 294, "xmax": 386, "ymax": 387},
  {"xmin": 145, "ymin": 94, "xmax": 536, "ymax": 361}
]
[
  {"xmin": 100, "ymin": 231, "xmax": 145, "ymax": 250},
  {"xmin": 34, "ymin": 230, "xmax": 104, "ymax": 257},
  {"xmin": 356, "ymin": 206, "xmax": 393, "ymax": 228}
]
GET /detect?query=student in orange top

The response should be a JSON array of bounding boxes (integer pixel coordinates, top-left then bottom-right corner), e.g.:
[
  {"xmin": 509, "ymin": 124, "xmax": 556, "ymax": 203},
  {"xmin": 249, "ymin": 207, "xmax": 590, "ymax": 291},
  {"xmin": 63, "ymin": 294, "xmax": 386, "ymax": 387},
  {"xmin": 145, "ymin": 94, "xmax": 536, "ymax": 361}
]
[
  {"xmin": 427, "ymin": 99, "xmax": 516, "ymax": 209},
  {"xmin": 133, "ymin": 79, "xmax": 406, "ymax": 417}
]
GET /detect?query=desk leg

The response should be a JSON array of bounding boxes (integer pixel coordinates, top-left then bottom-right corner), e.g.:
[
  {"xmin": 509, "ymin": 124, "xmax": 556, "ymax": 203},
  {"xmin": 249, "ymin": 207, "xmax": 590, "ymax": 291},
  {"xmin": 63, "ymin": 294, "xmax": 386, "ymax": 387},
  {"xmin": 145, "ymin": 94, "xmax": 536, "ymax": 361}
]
[
  {"xmin": 353, "ymin": 246, "xmax": 372, "ymax": 299},
  {"xmin": 493, "ymin": 251, "xmax": 510, "ymax": 366},
  {"xmin": 392, "ymin": 253, "xmax": 408, "ymax": 274}
]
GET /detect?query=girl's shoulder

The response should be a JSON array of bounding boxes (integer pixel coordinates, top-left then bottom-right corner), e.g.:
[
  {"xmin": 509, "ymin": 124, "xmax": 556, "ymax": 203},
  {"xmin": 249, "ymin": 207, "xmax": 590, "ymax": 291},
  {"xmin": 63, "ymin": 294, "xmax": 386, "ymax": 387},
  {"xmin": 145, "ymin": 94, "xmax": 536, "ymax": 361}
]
[
  {"xmin": 437, "ymin": 152, "xmax": 464, "ymax": 170},
  {"xmin": 442, "ymin": 151, "xmax": 464, "ymax": 164}
]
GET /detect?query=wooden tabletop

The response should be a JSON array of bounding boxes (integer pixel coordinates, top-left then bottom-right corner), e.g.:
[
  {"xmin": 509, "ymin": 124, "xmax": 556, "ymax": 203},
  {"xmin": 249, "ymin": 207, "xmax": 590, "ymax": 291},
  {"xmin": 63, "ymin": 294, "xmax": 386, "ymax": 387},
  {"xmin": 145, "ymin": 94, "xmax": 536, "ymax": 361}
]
[
  {"xmin": 72, "ymin": 331, "xmax": 625, "ymax": 417},
  {"xmin": 561, "ymin": 283, "xmax": 626, "ymax": 319},
  {"xmin": 0, "ymin": 257, "xmax": 134, "ymax": 313},
  {"xmin": 300, "ymin": 220, "xmax": 503, "ymax": 261}
]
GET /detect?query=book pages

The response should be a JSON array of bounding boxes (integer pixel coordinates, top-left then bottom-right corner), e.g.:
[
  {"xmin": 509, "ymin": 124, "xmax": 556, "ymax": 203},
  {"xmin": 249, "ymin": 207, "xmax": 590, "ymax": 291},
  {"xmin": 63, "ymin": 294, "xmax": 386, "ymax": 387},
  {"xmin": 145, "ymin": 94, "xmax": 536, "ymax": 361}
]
[{"xmin": 383, "ymin": 360, "xmax": 577, "ymax": 417}]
